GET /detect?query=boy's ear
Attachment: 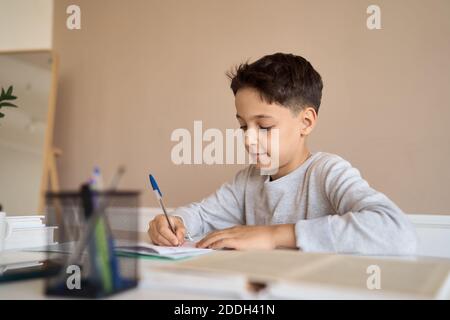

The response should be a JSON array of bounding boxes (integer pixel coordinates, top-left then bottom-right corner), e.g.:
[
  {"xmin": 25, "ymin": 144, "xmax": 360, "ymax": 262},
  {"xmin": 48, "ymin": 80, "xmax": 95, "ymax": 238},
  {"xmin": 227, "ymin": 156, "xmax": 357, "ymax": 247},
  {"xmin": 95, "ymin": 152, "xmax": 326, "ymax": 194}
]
[{"xmin": 299, "ymin": 107, "xmax": 317, "ymax": 136}]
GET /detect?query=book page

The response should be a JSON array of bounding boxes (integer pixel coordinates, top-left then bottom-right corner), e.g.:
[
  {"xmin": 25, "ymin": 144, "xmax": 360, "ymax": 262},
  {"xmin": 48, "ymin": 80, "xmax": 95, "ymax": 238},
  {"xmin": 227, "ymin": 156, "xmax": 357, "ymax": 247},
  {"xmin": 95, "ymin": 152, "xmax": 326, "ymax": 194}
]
[
  {"xmin": 167, "ymin": 250, "xmax": 450, "ymax": 298},
  {"xmin": 116, "ymin": 240, "xmax": 212, "ymax": 259},
  {"xmin": 168, "ymin": 250, "xmax": 332, "ymax": 282}
]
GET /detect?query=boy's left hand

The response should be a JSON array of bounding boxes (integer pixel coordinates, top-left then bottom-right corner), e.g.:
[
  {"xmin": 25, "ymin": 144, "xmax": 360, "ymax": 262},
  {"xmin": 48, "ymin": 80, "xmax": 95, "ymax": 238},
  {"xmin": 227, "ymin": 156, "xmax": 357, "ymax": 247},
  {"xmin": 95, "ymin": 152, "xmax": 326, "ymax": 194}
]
[{"xmin": 196, "ymin": 225, "xmax": 278, "ymax": 250}]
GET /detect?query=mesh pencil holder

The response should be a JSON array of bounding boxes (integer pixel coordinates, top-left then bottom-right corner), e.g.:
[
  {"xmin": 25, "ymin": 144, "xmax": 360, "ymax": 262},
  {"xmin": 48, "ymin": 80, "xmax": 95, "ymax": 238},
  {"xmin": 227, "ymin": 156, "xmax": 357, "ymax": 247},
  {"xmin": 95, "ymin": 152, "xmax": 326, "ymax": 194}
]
[{"xmin": 44, "ymin": 186, "xmax": 140, "ymax": 298}]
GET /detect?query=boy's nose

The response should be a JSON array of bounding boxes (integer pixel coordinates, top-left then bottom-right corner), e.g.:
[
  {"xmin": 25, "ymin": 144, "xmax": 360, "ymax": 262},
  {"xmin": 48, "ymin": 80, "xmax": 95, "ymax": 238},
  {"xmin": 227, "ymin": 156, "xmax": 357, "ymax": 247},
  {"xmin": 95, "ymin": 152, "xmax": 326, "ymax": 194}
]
[
  {"xmin": 246, "ymin": 143, "xmax": 259, "ymax": 155},
  {"xmin": 245, "ymin": 138, "xmax": 258, "ymax": 154},
  {"xmin": 245, "ymin": 128, "xmax": 258, "ymax": 145}
]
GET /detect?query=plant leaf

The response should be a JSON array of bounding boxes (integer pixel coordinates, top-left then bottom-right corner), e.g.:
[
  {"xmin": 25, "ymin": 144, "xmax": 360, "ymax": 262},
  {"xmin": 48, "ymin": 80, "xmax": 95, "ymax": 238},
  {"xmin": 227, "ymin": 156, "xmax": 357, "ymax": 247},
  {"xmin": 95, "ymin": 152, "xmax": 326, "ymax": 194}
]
[
  {"xmin": 0, "ymin": 102, "xmax": 17, "ymax": 108},
  {"xmin": 0, "ymin": 112, "xmax": 4, "ymax": 118},
  {"xmin": 6, "ymin": 86, "xmax": 13, "ymax": 96},
  {"xmin": 1, "ymin": 88, "xmax": 5, "ymax": 96},
  {"xmin": 2, "ymin": 95, "xmax": 17, "ymax": 101}
]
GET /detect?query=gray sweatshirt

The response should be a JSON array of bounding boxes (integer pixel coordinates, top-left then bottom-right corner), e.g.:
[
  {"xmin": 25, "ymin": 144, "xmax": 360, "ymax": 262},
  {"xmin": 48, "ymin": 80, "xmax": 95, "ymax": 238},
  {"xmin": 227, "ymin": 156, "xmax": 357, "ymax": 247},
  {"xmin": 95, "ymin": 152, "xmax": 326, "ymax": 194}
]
[{"xmin": 172, "ymin": 152, "xmax": 418, "ymax": 255}]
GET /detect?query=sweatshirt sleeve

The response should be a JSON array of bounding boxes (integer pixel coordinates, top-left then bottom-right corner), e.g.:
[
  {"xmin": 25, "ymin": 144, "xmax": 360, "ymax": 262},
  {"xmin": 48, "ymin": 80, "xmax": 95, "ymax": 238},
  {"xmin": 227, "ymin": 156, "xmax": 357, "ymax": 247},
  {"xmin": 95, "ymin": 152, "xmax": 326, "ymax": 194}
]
[
  {"xmin": 170, "ymin": 167, "xmax": 250, "ymax": 238},
  {"xmin": 295, "ymin": 156, "xmax": 418, "ymax": 255}
]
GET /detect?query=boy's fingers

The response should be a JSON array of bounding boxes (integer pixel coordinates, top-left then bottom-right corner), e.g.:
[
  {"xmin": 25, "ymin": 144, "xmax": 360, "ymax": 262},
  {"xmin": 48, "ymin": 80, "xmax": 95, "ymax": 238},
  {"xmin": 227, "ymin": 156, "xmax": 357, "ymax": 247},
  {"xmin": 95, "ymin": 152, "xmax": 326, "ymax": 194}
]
[
  {"xmin": 172, "ymin": 216, "xmax": 186, "ymax": 243},
  {"xmin": 196, "ymin": 233, "xmax": 215, "ymax": 248},
  {"xmin": 154, "ymin": 232, "xmax": 173, "ymax": 246},
  {"xmin": 176, "ymin": 227, "xmax": 186, "ymax": 243},
  {"xmin": 197, "ymin": 231, "xmax": 233, "ymax": 248},
  {"xmin": 197, "ymin": 231, "xmax": 226, "ymax": 248},
  {"xmin": 147, "ymin": 221, "xmax": 153, "ymax": 238},
  {"xmin": 157, "ymin": 215, "xmax": 170, "ymax": 227},
  {"xmin": 209, "ymin": 238, "xmax": 238, "ymax": 250},
  {"xmin": 196, "ymin": 230, "xmax": 222, "ymax": 247},
  {"xmin": 150, "ymin": 225, "xmax": 166, "ymax": 246},
  {"xmin": 150, "ymin": 215, "xmax": 185, "ymax": 246},
  {"xmin": 171, "ymin": 216, "xmax": 183, "ymax": 226},
  {"xmin": 160, "ymin": 226, "xmax": 179, "ymax": 246},
  {"xmin": 149, "ymin": 221, "xmax": 159, "ymax": 243},
  {"xmin": 150, "ymin": 217, "xmax": 176, "ymax": 246}
]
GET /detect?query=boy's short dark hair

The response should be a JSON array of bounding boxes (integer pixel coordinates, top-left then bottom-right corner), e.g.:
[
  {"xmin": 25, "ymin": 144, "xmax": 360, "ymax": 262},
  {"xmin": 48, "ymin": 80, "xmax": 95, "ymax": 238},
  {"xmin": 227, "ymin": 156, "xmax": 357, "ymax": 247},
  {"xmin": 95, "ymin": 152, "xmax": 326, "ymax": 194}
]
[{"xmin": 227, "ymin": 53, "xmax": 323, "ymax": 114}]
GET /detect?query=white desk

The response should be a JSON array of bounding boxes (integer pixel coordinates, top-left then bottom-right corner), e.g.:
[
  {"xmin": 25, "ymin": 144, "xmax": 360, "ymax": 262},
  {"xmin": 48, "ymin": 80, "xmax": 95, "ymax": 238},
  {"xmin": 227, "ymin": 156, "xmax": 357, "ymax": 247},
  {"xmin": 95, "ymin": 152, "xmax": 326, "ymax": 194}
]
[
  {"xmin": 0, "ymin": 255, "xmax": 233, "ymax": 300},
  {"xmin": 1, "ymin": 249, "xmax": 450, "ymax": 300},
  {"xmin": 3, "ymin": 209, "xmax": 449, "ymax": 299}
]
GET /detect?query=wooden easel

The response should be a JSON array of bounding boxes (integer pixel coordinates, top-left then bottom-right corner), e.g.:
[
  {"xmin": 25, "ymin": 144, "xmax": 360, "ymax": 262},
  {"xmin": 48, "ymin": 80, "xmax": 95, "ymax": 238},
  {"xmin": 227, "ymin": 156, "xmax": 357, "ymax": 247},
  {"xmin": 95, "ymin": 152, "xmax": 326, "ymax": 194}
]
[
  {"xmin": 38, "ymin": 51, "xmax": 61, "ymax": 214},
  {"xmin": 39, "ymin": 147, "xmax": 62, "ymax": 209}
]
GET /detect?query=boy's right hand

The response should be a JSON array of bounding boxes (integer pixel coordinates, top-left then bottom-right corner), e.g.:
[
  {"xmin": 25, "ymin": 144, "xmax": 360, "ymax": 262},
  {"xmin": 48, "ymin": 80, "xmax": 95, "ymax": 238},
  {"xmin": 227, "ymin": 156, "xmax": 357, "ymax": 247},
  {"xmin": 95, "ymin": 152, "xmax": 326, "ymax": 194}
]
[{"xmin": 148, "ymin": 214, "xmax": 186, "ymax": 246}]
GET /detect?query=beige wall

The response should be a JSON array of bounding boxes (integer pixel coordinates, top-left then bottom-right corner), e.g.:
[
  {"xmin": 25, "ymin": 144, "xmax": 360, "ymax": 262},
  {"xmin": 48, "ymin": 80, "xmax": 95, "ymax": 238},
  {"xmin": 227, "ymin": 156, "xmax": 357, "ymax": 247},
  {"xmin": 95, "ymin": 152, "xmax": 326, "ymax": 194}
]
[{"xmin": 52, "ymin": 0, "xmax": 450, "ymax": 214}]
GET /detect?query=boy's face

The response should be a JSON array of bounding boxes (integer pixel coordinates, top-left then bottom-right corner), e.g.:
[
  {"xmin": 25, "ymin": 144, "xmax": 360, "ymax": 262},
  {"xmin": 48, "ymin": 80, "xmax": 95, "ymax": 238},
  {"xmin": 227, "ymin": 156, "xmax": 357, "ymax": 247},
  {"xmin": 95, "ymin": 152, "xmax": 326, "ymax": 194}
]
[{"xmin": 235, "ymin": 87, "xmax": 315, "ymax": 177}]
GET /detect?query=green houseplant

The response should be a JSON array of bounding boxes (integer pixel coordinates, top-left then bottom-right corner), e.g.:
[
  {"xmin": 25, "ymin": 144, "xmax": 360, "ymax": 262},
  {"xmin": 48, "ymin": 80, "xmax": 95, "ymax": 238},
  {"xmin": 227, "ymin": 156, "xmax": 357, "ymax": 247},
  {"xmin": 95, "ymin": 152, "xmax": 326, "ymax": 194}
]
[{"xmin": 0, "ymin": 85, "xmax": 18, "ymax": 119}]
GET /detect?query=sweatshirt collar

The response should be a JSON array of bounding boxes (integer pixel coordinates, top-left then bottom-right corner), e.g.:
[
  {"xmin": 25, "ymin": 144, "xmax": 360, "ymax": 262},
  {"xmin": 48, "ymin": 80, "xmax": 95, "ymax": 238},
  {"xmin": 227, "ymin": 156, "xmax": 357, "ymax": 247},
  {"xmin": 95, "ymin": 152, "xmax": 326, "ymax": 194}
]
[{"xmin": 262, "ymin": 152, "xmax": 321, "ymax": 186}]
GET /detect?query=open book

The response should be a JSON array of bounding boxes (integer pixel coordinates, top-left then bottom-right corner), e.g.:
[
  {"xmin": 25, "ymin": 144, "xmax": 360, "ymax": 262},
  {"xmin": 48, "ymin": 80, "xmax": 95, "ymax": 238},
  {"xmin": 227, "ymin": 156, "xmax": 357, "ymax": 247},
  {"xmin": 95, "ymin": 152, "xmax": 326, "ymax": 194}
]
[
  {"xmin": 157, "ymin": 250, "xmax": 450, "ymax": 299},
  {"xmin": 115, "ymin": 241, "xmax": 213, "ymax": 260}
]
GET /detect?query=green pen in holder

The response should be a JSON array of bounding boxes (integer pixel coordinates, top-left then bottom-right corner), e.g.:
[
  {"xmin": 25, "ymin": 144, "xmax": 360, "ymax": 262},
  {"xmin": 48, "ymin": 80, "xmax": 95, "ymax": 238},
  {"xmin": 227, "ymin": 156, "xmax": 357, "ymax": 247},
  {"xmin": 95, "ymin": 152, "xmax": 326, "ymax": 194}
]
[{"xmin": 44, "ymin": 185, "xmax": 140, "ymax": 298}]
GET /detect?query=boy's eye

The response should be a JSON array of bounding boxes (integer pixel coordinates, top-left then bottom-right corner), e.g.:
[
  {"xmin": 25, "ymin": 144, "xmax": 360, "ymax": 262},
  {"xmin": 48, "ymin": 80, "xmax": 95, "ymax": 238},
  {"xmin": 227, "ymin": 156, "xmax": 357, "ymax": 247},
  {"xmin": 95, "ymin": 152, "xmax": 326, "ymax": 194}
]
[{"xmin": 239, "ymin": 125, "xmax": 273, "ymax": 131}]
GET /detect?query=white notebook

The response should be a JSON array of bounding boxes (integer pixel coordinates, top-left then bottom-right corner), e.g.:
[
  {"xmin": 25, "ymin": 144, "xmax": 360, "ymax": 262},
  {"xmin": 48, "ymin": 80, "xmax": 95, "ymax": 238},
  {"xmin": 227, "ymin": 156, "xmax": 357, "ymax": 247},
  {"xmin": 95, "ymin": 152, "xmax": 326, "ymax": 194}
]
[{"xmin": 116, "ymin": 241, "xmax": 213, "ymax": 260}]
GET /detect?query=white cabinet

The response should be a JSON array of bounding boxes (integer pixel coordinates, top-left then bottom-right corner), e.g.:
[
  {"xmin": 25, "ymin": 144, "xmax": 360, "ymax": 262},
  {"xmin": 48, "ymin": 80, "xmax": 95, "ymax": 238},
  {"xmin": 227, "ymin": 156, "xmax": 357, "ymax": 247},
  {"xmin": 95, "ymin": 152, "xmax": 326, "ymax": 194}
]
[
  {"xmin": 0, "ymin": 0, "xmax": 53, "ymax": 51},
  {"xmin": 409, "ymin": 214, "xmax": 450, "ymax": 259}
]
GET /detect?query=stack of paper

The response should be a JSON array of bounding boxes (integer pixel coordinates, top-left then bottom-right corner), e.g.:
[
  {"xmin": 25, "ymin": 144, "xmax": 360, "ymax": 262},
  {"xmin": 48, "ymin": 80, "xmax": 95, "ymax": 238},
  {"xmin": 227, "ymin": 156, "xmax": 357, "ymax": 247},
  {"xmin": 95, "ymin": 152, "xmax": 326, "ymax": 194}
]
[
  {"xmin": 0, "ymin": 251, "xmax": 46, "ymax": 276},
  {"xmin": 115, "ymin": 241, "xmax": 213, "ymax": 260},
  {"xmin": 4, "ymin": 216, "xmax": 57, "ymax": 251}
]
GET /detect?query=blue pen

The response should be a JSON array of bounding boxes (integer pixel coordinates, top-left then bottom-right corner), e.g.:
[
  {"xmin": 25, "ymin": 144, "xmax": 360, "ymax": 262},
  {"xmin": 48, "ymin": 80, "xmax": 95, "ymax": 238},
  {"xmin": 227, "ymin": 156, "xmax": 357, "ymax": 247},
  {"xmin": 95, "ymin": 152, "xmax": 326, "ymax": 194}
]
[{"xmin": 149, "ymin": 175, "xmax": 194, "ymax": 242}]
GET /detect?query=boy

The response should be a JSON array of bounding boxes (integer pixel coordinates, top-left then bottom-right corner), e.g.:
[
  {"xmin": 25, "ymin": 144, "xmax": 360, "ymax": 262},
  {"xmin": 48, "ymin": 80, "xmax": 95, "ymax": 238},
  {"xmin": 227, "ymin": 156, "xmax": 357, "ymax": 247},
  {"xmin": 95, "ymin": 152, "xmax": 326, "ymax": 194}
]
[{"xmin": 148, "ymin": 53, "xmax": 417, "ymax": 255}]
